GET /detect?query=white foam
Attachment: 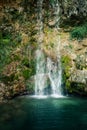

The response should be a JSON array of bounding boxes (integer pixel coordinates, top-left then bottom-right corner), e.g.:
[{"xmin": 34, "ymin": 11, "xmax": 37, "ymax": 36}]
[
  {"xmin": 50, "ymin": 94, "xmax": 65, "ymax": 98},
  {"xmin": 29, "ymin": 95, "xmax": 49, "ymax": 99}
]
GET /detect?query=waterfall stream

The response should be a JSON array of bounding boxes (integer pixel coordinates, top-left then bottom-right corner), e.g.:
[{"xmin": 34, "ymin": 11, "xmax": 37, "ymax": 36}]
[
  {"xmin": 35, "ymin": 49, "xmax": 46, "ymax": 95},
  {"xmin": 35, "ymin": 0, "xmax": 62, "ymax": 97},
  {"xmin": 46, "ymin": 38, "xmax": 62, "ymax": 96}
]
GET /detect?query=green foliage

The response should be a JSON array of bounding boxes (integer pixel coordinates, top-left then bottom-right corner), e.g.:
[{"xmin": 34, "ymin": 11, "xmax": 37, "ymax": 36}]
[
  {"xmin": 26, "ymin": 80, "xmax": 34, "ymax": 94},
  {"xmin": 61, "ymin": 55, "xmax": 71, "ymax": 67},
  {"xmin": 0, "ymin": 38, "xmax": 12, "ymax": 69},
  {"xmin": 30, "ymin": 59, "xmax": 36, "ymax": 75},
  {"xmin": 21, "ymin": 57, "xmax": 36, "ymax": 80},
  {"xmin": 61, "ymin": 55, "xmax": 71, "ymax": 79},
  {"xmin": 70, "ymin": 23, "xmax": 87, "ymax": 40},
  {"xmin": 22, "ymin": 69, "xmax": 32, "ymax": 80},
  {"xmin": 50, "ymin": 42, "xmax": 54, "ymax": 48},
  {"xmin": 14, "ymin": 34, "xmax": 22, "ymax": 43},
  {"xmin": 0, "ymin": 74, "xmax": 15, "ymax": 84},
  {"xmin": 13, "ymin": 55, "xmax": 21, "ymax": 61},
  {"xmin": 61, "ymin": 55, "xmax": 72, "ymax": 91},
  {"xmin": 49, "ymin": 0, "xmax": 55, "ymax": 4},
  {"xmin": 66, "ymin": 80, "xmax": 72, "ymax": 92},
  {"xmin": 0, "ymin": 32, "xmax": 21, "ymax": 73},
  {"xmin": 22, "ymin": 58, "xmax": 29, "ymax": 67}
]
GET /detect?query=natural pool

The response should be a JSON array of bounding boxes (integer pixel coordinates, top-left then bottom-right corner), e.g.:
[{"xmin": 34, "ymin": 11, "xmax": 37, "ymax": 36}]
[{"xmin": 0, "ymin": 96, "xmax": 87, "ymax": 130}]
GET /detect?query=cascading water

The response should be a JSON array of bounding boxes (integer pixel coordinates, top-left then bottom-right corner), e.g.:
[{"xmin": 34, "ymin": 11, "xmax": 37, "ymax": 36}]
[
  {"xmin": 35, "ymin": 0, "xmax": 46, "ymax": 96},
  {"xmin": 46, "ymin": 37, "xmax": 62, "ymax": 96},
  {"xmin": 35, "ymin": 0, "xmax": 63, "ymax": 97},
  {"xmin": 35, "ymin": 49, "xmax": 46, "ymax": 95}
]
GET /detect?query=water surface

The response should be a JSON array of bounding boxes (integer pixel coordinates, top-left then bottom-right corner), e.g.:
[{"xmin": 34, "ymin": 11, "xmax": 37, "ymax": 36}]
[{"xmin": 0, "ymin": 96, "xmax": 87, "ymax": 130}]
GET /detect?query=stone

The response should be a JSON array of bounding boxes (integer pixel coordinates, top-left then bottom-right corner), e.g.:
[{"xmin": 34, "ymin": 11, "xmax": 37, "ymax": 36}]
[
  {"xmin": 82, "ymin": 42, "xmax": 87, "ymax": 47},
  {"xmin": 75, "ymin": 45, "xmax": 83, "ymax": 51},
  {"xmin": 69, "ymin": 70, "xmax": 87, "ymax": 84},
  {"xmin": 48, "ymin": 20, "xmax": 56, "ymax": 27},
  {"xmin": 60, "ymin": 0, "xmax": 87, "ymax": 18}
]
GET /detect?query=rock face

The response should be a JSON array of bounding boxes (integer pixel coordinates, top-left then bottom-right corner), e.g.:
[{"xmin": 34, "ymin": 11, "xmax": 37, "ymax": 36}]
[
  {"xmin": 69, "ymin": 70, "xmax": 87, "ymax": 85},
  {"xmin": 0, "ymin": 1, "xmax": 36, "ymax": 102},
  {"xmin": 68, "ymin": 70, "xmax": 87, "ymax": 95},
  {"xmin": 60, "ymin": 0, "xmax": 87, "ymax": 17}
]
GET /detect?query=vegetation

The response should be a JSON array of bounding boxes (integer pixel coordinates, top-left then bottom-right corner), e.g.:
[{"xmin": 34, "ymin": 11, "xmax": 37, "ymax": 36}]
[
  {"xmin": 70, "ymin": 23, "xmax": 87, "ymax": 40},
  {"xmin": 61, "ymin": 55, "xmax": 72, "ymax": 92},
  {"xmin": 61, "ymin": 55, "xmax": 71, "ymax": 78}
]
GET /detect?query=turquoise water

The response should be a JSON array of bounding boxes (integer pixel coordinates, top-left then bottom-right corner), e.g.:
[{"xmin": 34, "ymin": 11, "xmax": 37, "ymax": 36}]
[{"xmin": 0, "ymin": 96, "xmax": 87, "ymax": 130}]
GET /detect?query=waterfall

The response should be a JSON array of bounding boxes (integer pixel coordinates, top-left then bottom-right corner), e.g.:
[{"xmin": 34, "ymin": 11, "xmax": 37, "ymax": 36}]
[
  {"xmin": 35, "ymin": 49, "xmax": 46, "ymax": 95},
  {"xmin": 46, "ymin": 37, "xmax": 62, "ymax": 96},
  {"xmin": 35, "ymin": 0, "xmax": 46, "ymax": 96},
  {"xmin": 35, "ymin": 0, "xmax": 62, "ymax": 97}
]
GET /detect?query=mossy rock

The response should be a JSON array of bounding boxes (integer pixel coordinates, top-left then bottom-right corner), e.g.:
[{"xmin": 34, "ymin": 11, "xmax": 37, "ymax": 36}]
[
  {"xmin": 66, "ymin": 80, "xmax": 72, "ymax": 93},
  {"xmin": 65, "ymin": 79, "xmax": 87, "ymax": 96},
  {"xmin": 26, "ymin": 78, "xmax": 35, "ymax": 94},
  {"xmin": 61, "ymin": 55, "xmax": 72, "ymax": 79},
  {"xmin": 61, "ymin": 55, "xmax": 73, "ymax": 93}
]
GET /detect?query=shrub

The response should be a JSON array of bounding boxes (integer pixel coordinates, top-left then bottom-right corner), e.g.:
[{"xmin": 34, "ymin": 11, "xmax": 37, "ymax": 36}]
[
  {"xmin": 22, "ymin": 69, "xmax": 32, "ymax": 80},
  {"xmin": 21, "ymin": 58, "xmax": 29, "ymax": 68},
  {"xmin": 70, "ymin": 23, "xmax": 87, "ymax": 40}
]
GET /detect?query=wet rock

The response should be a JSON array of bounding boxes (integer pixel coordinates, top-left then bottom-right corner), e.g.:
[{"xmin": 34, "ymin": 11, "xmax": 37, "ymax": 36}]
[
  {"xmin": 69, "ymin": 70, "xmax": 87, "ymax": 84},
  {"xmin": 66, "ymin": 70, "xmax": 87, "ymax": 95}
]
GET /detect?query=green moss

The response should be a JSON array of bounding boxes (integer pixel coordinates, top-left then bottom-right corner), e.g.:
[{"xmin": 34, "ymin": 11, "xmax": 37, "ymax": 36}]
[
  {"xmin": 61, "ymin": 55, "xmax": 71, "ymax": 66},
  {"xmin": 61, "ymin": 55, "xmax": 72, "ymax": 91},
  {"xmin": 65, "ymin": 66, "xmax": 71, "ymax": 78},
  {"xmin": 61, "ymin": 55, "xmax": 71, "ymax": 78},
  {"xmin": 65, "ymin": 80, "xmax": 85, "ymax": 95},
  {"xmin": 66, "ymin": 80, "xmax": 72, "ymax": 93}
]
